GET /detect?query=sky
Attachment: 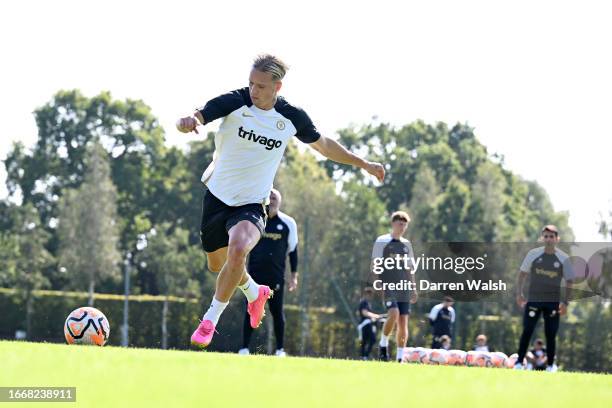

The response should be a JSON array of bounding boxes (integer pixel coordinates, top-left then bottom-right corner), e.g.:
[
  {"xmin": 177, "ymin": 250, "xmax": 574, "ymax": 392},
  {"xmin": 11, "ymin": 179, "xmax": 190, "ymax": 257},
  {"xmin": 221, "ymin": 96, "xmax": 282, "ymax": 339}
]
[{"xmin": 0, "ymin": 0, "xmax": 610, "ymax": 241}]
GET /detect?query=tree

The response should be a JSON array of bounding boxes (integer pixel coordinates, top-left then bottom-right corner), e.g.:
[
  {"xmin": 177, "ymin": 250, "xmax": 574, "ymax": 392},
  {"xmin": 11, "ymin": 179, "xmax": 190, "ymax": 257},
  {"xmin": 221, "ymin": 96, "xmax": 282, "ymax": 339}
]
[
  {"xmin": 407, "ymin": 164, "xmax": 440, "ymax": 243},
  {"xmin": 136, "ymin": 223, "xmax": 203, "ymax": 349},
  {"xmin": 599, "ymin": 206, "xmax": 612, "ymax": 241},
  {"xmin": 0, "ymin": 203, "xmax": 53, "ymax": 338},
  {"xmin": 57, "ymin": 142, "xmax": 121, "ymax": 305},
  {"xmin": 465, "ymin": 161, "xmax": 508, "ymax": 241},
  {"xmin": 323, "ymin": 120, "xmax": 573, "ymax": 243},
  {"xmin": 4, "ymin": 90, "xmax": 167, "ymax": 263}
]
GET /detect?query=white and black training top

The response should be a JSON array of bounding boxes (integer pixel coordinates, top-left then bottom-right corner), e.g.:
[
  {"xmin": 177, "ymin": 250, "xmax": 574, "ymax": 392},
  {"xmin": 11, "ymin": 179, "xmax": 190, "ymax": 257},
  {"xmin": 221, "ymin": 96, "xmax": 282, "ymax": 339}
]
[
  {"xmin": 519, "ymin": 246, "xmax": 575, "ymax": 302},
  {"xmin": 371, "ymin": 233, "xmax": 415, "ymax": 298},
  {"xmin": 197, "ymin": 88, "xmax": 321, "ymax": 206},
  {"xmin": 371, "ymin": 233, "xmax": 415, "ymax": 268}
]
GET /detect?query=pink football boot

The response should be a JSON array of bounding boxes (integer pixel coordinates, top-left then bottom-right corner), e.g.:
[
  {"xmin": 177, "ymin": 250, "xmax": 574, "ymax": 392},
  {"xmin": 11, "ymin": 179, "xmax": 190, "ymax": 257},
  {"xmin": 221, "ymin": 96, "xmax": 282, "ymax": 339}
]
[
  {"xmin": 247, "ymin": 286, "xmax": 273, "ymax": 328},
  {"xmin": 190, "ymin": 319, "xmax": 216, "ymax": 348}
]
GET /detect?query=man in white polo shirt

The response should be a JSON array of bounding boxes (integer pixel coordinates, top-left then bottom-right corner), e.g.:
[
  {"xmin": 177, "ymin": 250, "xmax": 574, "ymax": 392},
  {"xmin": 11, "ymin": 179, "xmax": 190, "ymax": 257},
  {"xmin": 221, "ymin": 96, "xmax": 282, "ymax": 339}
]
[{"xmin": 177, "ymin": 54, "xmax": 385, "ymax": 348}]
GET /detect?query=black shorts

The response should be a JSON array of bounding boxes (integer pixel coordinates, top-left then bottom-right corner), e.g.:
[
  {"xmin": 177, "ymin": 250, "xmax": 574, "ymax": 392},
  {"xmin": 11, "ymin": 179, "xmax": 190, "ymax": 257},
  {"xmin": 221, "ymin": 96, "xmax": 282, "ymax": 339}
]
[
  {"xmin": 384, "ymin": 300, "xmax": 411, "ymax": 315},
  {"xmin": 200, "ymin": 189, "xmax": 267, "ymax": 253}
]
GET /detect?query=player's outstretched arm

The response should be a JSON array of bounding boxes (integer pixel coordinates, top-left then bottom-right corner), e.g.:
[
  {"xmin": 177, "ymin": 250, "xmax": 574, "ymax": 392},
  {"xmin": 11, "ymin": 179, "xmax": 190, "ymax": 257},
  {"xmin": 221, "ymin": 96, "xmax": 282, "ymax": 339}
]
[
  {"xmin": 176, "ymin": 111, "xmax": 205, "ymax": 134},
  {"xmin": 310, "ymin": 135, "xmax": 385, "ymax": 182}
]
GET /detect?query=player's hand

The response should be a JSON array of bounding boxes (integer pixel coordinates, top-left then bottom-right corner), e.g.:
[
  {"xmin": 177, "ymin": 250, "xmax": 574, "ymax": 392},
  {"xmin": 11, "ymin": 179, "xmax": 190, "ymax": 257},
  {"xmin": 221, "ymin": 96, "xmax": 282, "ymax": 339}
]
[
  {"xmin": 364, "ymin": 161, "xmax": 385, "ymax": 183},
  {"xmin": 410, "ymin": 291, "xmax": 418, "ymax": 304},
  {"xmin": 288, "ymin": 275, "xmax": 298, "ymax": 292},
  {"xmin": 516, "ymin": 294, "xmax": 527, "ymax": 308},
  {"xmin": 559, "ymin": 302, "xmax": 568, "ymax": 316},
  {"xmin": 176, "ymin": 116, "xmax": 199, "ymax": 134}
]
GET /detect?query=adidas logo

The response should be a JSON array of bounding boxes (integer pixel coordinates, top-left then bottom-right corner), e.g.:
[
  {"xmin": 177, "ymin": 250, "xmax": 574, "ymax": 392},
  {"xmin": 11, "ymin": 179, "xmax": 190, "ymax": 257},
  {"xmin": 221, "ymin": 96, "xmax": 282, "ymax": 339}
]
[{"xmin": 238, "ymin": 126, "xmax": 283, "ymax": 150}]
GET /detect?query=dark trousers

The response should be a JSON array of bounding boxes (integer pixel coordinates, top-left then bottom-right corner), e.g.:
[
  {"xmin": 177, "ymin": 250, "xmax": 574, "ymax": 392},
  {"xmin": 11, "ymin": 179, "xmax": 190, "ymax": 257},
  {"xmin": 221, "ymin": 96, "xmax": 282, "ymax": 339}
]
[
  {"xmin": 517, "ymin": 302, "xmax": 560, "ymax": 366},
  {"xmin": 360, "ymin": 323, "xmax": 376, "ymax": 358},
  {"xmin": 242, "ymin": 283, "xmax": 285, "ymax": 351}
]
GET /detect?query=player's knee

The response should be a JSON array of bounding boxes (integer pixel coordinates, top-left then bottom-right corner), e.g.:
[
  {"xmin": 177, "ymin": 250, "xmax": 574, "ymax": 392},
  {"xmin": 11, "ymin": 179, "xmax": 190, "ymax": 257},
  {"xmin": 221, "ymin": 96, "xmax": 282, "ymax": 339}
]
[{"xmin": 226, "ymin": 241, "xmax": 249, "ymax": 266}]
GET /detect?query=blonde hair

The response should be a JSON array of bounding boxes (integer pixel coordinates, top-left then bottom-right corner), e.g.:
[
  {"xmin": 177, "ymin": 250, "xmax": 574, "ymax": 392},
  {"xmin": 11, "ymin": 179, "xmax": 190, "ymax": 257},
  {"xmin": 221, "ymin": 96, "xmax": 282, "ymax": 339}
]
[
  {"xmin": 253, "ymin": 54, "xmax": 289, "ymax": 81},
  {"xmin": 391, "ymin": 211, "xmax": 411, "ymax": 223}
]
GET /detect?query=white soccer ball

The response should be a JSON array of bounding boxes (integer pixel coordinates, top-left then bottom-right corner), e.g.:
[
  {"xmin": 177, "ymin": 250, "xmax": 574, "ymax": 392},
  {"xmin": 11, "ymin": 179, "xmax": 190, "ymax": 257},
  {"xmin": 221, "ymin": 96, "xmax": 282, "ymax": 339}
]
[
  {"xmin": 466, "ymin": 351, "xmax": 493, "ymax": 367},
  {"xmin": 490, "ymin": 352, "xmax": 509, "ymax": 368},
  {"xmin": 447, "ymin": 350, "xmax": 467, "ymax": 366},
  {"xmin": 401, "ymin": 347, "xmax": 415, "ymax": 363},
  {"xmin": 506, "ymin": 353, "xmax": 519, "ymax": 368},
  {"xmin": 476, "ymin": 352, "xmax": 494, "ymax": 367},
  {"xmin": 429, "ymin": 349, "xmax": 450, "ymax": 365},
  {"xmin": 407, "ymin": 347, "xmax": 430, "ymax": 364},
  {"xmin": 64, "ymin": 307, "xmax": 110, "ymax": 346}
]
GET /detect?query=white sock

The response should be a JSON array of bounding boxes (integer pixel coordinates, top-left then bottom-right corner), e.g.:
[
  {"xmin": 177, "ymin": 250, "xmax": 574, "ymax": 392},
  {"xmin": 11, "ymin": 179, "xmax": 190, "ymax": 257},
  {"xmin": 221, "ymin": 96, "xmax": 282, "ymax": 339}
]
[
  {"xmin": 203, "ymin": 297, "xmax": 229, "ymax": 326},
  {"xmin": 396, "ymin": 347, "xmax": 404, "ymax": 361},
  {"xmin": 379, "ymin": 334, "xmax": 389, "ymax": 347},
  {"xmin": 238, "ymin": 276, "xmax": 260, "ymax": 303}
]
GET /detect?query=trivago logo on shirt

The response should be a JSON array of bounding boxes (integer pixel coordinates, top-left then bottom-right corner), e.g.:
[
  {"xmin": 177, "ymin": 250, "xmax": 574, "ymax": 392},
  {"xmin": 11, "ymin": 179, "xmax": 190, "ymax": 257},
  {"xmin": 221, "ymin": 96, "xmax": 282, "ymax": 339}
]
[{"xmin": 237, "ymin": 126, "xmax": 283, "ymax": 150}]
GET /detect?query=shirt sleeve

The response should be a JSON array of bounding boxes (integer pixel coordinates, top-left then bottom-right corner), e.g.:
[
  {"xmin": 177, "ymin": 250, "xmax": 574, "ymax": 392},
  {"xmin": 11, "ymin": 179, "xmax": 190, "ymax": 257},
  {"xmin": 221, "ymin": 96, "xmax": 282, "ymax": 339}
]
[
  {"xmin": 371, "ymin": 238, "xmax": 384, "ymax": 260},
  {"xmin": 277, "ymin": 101, "xmax": 321, "ymax": 144},
  {"xmin": 429, "ymin": 304, "xmax": 442, "ymax": 321},
  {"xmin": 520, "ymin": 249, "xmax": 540, "ymax": 273},
  {"xmin": 556, "ymin": 250, "xmax": 576, "ymax": 281},
  {"xmin": 289, "ymin": 247, "xmax": 298, "ymax": 273},
  {"xmin": 294, "ymin": 110, "xmax": 321, "ymax": 144},
  {"xmin": 358, "ymin": 300, "xmax": 368, "ymax": 316},
  {"xmin": 286, "ymin": 216, "xmax": 298, "ymax": 253},
  {"xmin": 196, "ymin": 88, "xmax": 249, "ymax": 124},
  {"xmin": 450, "ymin": 307, "xmax": 456, "ymax": 323}
]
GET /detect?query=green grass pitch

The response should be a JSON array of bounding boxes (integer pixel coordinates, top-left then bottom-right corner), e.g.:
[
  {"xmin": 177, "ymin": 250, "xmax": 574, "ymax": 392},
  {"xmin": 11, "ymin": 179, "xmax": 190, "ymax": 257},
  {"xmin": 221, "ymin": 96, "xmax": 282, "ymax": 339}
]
[{"xmin": 1, "ymin": 341, "xmax": 610, "ymax": 407}]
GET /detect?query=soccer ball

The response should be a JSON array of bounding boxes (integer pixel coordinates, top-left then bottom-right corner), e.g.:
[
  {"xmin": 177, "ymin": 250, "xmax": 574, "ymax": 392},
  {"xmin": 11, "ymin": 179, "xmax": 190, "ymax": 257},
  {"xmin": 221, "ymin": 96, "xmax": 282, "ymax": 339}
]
[
  {"xmin": 447, "ymin": 350, "xmax": 467, "ymax": 366},
  {"xmin": 401, "ymin": 347, "xmax": 415, "ymax": 363},
  {"xmin": 467, "ymin": 351, "xmax": 492, "ymax": 367},
  {"xmin": 490, "ymin": 352, "xmax": 509, "ymax": 368},
  {"xmin": 465, "ymin": 351, "xmax": 477, "ymax": 366},
  {"xmin": 408, "ymin": 347, "xmax": 430, "ymax": 364},
  {"xmin": 475, "ymin": 352, "xmax": 493, "ymax": 367},
  {"xmin": 506, "ymin": 353, "xmax": 519, "ymax": 368},
  {"xmin": 64, "ymin": 307, "xmax": 110, "ymax": 346},
  {"xmin": 429, "ymin": 349, "xmax": 449, "ymax": 365}
]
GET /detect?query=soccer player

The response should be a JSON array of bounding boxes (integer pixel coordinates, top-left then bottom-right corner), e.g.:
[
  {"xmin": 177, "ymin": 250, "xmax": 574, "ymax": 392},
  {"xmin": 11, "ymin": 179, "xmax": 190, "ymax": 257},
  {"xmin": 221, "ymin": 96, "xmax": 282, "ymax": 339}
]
[
  {"xmin": 429, "ymin": 296, "xmax": 455, "ymax": 349},
  {"xmin": 177, "ymin": 55, "xmax": 385, "ymax": 348},
  {"xmin": 372, "ymin": 211, "xmax": 418, "ymax": 362},
  {"xmin": 238, "ymin": 188, "xmax": 298, "ymax": 357},
  {"xmin": 357, "ymin": 287, "xmax": 381, "ymax": 360},
  {"xmin": 514, "ymin": 225, "xmax": 574, "ymax": 372}
]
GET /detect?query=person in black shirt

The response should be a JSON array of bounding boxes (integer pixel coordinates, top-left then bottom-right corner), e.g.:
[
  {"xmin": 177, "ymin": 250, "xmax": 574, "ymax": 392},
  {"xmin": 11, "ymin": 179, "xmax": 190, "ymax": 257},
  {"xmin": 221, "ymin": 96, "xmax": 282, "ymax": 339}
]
[
  {"xmin": 429, "ymin": 296, "xmax": 456, "ymax": 348},
  {"xmin": 514, "ymin": 225, "xmax": 574, "ymax": 372},
  {"xmin": 357, "ymin": 287, "xmax": 381, "ymax": 360},
  {"xmin": 239, "ymin": 189, "xmax": 298, "ymax": 357}
]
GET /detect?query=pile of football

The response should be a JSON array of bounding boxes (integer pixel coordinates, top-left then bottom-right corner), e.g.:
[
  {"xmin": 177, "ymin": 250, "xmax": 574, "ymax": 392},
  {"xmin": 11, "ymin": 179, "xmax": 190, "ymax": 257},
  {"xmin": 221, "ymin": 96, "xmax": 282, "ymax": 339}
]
[{"xmin": 402, "ymin": 347, "xmax": 519, "ymax": 368}]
